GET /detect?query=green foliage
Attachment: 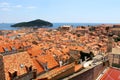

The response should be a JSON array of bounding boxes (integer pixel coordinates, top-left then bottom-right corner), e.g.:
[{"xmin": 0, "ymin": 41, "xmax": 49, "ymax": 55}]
[
  {"xmin": 112, "ymin": 63, "xmax": 120, "ymax": 68},
  {"xmin": 11, "ymin": 19, "xmax": 53, "ymax": 27},
  {"xmin": 114, "ymin": 37, "xmax": 120, "ymax": 42},
  {"xmin": 80, "ymin": 51, "xmax": 94, "ymax": 61}
]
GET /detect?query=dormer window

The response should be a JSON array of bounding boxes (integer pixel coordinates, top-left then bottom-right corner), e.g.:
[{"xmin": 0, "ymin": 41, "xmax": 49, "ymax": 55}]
[
  {"xmin": 8, "ymin": 71, "xmax": 17, "ymax": 79},
  {"xmin": 4, "ymin": 47, "xmax": 9, "ymax": 52},
  {"xmin": 29, "ymin": 66, "xmax": 32, "ymax": 71},
  {"xmin": 43, "ymin": 62, "xmax": 48, "ymax": 71},
  {"xmin": 59, "ymin": 60, "xmax": 63, "ymax": 67},
  {"xmin": 12, "ymin": 46, "xmax": 16, "ymax": 51},
  {"xmin": 36, "ymin": 59, "xmax": 48, "ymax": 71}
]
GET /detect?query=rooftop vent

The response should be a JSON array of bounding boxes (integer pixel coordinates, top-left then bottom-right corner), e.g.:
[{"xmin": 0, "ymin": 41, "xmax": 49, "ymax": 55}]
[{"xmin": 20, "ymin": 64, "xmax": 24, "ymax": 68}]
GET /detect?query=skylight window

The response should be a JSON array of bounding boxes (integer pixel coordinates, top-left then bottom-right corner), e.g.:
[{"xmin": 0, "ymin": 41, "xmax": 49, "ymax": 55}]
[{"xmin": 20, "ymin": 64, "xmax": 24, "ymax": 68}]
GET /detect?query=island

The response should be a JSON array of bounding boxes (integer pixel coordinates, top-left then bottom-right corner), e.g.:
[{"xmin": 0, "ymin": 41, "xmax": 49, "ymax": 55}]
[{"xmin": 11, "ymin": 19, "xmax": 53, "ymax": 27}]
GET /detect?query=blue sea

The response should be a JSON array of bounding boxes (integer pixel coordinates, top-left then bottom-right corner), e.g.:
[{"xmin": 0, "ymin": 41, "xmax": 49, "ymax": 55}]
[{"xmin": 0, "ymin": 23, "xmax": 113, "ymax": 30}]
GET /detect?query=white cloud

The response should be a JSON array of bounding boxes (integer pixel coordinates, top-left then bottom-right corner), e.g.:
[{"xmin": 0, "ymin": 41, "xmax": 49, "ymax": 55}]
[
  {"xmin": 0, "ymin": 2, "xmax": 10, "ymax": 8},
  {"xmin": 0, "ymin": 2, "xmax": 9, "ymax": 6},
  {"xmin": 15, "ymin": 5, "xmax": 22, "ymax": 8},
  {"xmin": 0, "ymin": 2, "xmax": 36, "ymax": 11},
  {"xmin": 1, "ymin": 7, "xmax": 10, "ymax": 11},
  {"xmin": 0, "ymin": 2, "xmax": 11, "ymax": 11},
  {"xmin": 27, "ymin": 6, "xmax": 37, "ymax": 9}
]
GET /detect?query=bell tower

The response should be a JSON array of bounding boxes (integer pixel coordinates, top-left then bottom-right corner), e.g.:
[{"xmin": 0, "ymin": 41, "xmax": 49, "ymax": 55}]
[{"xmin": 107, "ymin": 33, "xmax": 113, "ymax": 53}]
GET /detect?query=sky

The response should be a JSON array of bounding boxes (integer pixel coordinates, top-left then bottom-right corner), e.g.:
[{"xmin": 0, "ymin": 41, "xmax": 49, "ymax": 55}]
[{"xmin": 0, "ymin": 0, "xmax": 120, "ymax": 23}]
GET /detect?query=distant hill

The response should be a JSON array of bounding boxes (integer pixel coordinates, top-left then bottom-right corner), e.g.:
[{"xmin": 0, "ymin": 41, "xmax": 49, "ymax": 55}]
[{"xmin": 11, "ymin": 19, "xmax": 53, "ymax": 27}]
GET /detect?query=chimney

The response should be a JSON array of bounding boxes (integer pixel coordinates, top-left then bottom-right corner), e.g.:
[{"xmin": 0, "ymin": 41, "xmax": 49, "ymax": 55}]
[
  {"xmin": 80, "ymin": 59, "xmax": 83, "ymax": 64},
  {"xmin": 107, "ymin": 33, "xmax": 113, "ymax": 53},
  {"xmin": 8, "ymin": 71, "xmax": 17, "ymax": 80},
  {"xmin": 85, "ymin": 56, "xmax": 87, "ymax": 62}
]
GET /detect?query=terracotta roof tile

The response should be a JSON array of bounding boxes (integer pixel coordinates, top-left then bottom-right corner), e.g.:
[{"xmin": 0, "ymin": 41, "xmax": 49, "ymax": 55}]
[
  {"xmin": 100, "ymin": 68, "xmax": 120, "ymax": 80},
  {"xmin": 36, "ymin": 54, "xmax": 59, "ymax": 69},
  {"xmin": 74, "ymin": 64, "xmax": 83, "ymax": 72},
  {"xmin": 32, "ymin": 59, "xmax": 44, "ymax": 74},
  {"xmin": 27, "ymin": 46, "xmax": 42, "ymax": 57},
  {"xmin": 0, "ymin": 46, "xmax": 4, "ymax": 52},
  {"xmin": 3, "ymin": 51, "xmax": 36, "ymax": 80}
]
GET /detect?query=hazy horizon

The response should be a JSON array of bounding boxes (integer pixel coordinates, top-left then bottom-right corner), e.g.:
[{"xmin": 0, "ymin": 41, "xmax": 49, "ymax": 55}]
[{"xmin": 1, "ymin": 21, "xmax": 114, "ymax": 24}]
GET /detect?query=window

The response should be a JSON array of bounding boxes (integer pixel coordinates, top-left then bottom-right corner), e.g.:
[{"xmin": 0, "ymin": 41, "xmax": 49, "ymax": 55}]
[
  {"xmin": 4, "ymin": 47, "xmax": 9, "ymax": 52},
  {"xmin": 43, "ymin": 62, "xmax": 48, "ymax": 71},
  {"xmin": 114, "ymin": 54, "xmax": 119, "ymax": 58},
  {"xmin": 12, "ymin": 46, "xmax": 16, "ymax": 50}
]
